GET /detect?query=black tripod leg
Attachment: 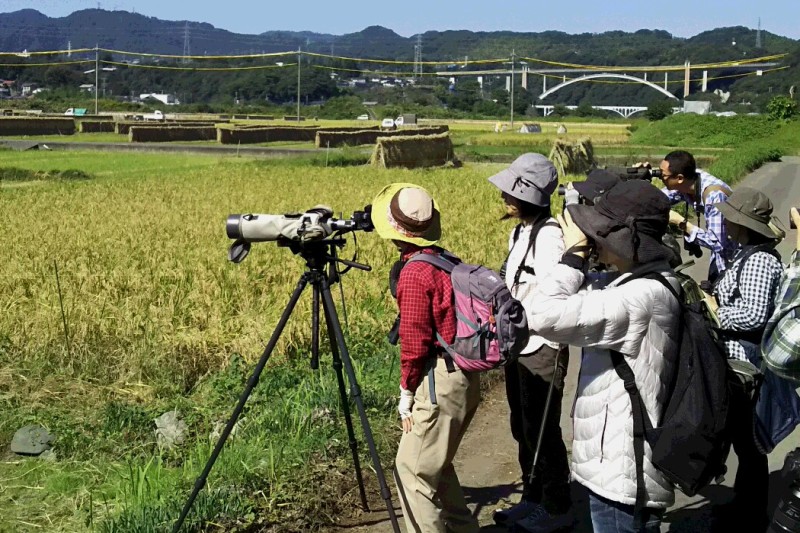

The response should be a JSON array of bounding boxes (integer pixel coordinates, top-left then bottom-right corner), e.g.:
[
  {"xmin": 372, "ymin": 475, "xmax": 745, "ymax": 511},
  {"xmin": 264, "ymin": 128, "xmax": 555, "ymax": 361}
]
[
  {"xmin": 321, "ymin": 288, "xmax": 370, "ymax": 511},
  {"xmin": 172, "ymin": 275, "xmax": 310, "ymax": 533},
  {"xmin": 319, "ymin": 279, "xmax": 401, "ymax": 533}
]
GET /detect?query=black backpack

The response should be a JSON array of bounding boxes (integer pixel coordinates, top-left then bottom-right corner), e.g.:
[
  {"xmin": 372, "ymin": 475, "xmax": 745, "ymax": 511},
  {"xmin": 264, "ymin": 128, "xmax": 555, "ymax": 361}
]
[{"xmin": 611, "ymin": 272, "xmax": 733, "ymax": 525}]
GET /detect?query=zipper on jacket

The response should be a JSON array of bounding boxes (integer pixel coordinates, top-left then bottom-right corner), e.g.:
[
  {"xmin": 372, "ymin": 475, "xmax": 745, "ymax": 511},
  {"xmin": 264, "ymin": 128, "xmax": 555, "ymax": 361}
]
[{"xmin": 600, "ymin": 405, "xmax": 609, "ymax": 463}]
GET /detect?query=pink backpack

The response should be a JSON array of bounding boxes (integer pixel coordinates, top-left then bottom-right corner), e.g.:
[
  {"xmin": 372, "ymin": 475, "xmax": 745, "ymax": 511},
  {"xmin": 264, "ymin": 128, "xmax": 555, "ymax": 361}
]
[{"xmin": 407, "ymin": 252, "xmax": 528, "ymax": 372}]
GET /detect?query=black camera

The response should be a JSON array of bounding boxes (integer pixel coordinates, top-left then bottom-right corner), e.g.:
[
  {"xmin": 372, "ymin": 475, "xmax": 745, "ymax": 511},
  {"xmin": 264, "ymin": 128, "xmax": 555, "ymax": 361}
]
[
  {"xmin": 557, "ymin": 166, "xmax": 663, "ymax": 196},
  {"xmin": 769, "ymin": 447, "xmax": 800, "ymax": 532}
]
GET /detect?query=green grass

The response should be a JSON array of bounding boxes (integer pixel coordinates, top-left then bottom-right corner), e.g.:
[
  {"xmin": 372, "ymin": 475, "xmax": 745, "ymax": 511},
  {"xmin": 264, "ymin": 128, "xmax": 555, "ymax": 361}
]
[{"xmin": 0, "ymin": 150, "xmax": 521, "ymax": 531}]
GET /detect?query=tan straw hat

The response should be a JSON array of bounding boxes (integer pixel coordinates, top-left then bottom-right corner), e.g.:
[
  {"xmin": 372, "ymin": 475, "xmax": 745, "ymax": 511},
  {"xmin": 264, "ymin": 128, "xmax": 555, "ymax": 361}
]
[{"xmin": 372, "ymin": 183, "xmax": 441, "ymax": 246}]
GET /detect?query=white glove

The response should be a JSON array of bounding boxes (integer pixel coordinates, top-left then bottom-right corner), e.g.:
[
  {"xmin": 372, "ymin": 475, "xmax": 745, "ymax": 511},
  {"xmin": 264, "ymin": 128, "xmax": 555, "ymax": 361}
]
[
  {"xmin": 299, "ymin": 205, "xmax": 333, "ymax": 241},
  {"xmin": 564, "ymin": 187, "xmax": 581, "ymax": 206},
  {"xmin": 398, "ymin": 387, "xmax": 414, "ymax": 420}
]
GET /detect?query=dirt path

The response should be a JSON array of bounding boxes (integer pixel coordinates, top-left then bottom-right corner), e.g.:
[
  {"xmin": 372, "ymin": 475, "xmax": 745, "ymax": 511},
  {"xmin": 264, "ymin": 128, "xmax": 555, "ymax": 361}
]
[{"xmin": 332, "ymin": 375, "xmax": 593, "ymax": 532}]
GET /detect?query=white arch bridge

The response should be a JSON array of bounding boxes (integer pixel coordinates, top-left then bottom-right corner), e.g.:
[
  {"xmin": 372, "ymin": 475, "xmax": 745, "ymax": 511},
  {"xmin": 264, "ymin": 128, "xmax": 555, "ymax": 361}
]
[
  {"xmin": 538, "ymin": 72, "xmax": 680, "ymax": 101},
  {"xmin": 535, "ymin": 104, "xmax": 681, "ymax": 119}
]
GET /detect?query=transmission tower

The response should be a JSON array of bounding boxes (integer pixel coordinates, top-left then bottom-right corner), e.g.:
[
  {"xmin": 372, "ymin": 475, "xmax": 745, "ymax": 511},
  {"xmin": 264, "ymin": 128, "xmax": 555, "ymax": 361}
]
[
  {"xmin": 756, "ymin": 17, "xmax": 762, "ymax": 48},
  {"xmin": 413, "ymin": 35, "xmax": 422, "ymax": 80},
  {"xmin": 183, "ymin": 22, "xmax": 191, "ymax": 63}
]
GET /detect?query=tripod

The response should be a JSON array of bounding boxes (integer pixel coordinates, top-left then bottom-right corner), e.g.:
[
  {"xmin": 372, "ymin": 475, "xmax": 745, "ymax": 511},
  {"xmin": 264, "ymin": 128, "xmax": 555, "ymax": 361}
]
[{"xmin": 173, "ymin": 238, "xmax": 401, "ymax": 533}]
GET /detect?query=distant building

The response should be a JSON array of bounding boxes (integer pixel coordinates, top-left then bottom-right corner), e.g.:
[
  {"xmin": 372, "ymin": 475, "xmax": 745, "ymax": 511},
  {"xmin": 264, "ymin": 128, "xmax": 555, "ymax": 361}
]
[
  {"xmin": 20, "ymin": 82, "xmax": 38, "ymax": 96},
  {"xmin": 79, "ymin": 83, "xmax": 95, "ymax": 93},
  {"xmin": 139, "ymin": 93, "xmax": 180, "ymax": 105}
]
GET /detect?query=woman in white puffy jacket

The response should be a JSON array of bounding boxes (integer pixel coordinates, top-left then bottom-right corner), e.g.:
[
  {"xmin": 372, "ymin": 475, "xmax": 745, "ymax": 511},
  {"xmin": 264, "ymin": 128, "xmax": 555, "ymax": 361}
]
[{"xmin": 528, "ymin": 180, "xmax": 681, "ymax": 533}]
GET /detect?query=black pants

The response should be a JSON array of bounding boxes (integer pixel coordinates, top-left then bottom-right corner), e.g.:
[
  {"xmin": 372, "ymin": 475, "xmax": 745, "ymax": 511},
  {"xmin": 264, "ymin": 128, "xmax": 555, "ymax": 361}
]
[
  {"xmin": 504, "ymin": 345, "xmax": 571, "ymax": 515},
  {"xmin": 722, "ymin": 373, "xmax": 769, "ymax": 532}
]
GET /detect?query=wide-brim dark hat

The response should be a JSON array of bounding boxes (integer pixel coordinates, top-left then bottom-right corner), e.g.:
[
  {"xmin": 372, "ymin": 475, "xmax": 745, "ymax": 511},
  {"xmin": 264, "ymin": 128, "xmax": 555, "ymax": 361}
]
[
  {"xmin": 567, "ymin": 180, "xmax": 674, "ymax": 264},
  {"xmin": 573, "ymin": 169, "xmax": 621, "ymax": 203},
  {"xmin": 717, "ymin": 186, "xmax": 784, "ymax": 241}
]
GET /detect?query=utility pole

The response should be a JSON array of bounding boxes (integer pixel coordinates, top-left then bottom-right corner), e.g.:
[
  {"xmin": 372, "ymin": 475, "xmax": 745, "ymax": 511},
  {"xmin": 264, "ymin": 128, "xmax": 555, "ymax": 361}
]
[
  {"xmin": 183, "ymin": 22, "xmax": 191, "ymax": 63},
  {"xmin": 94, "ymin": 45, "xmax": 99, "ymax": 115},
  {"xmin": 296, "ymin": 47, "xmax": 301, "ymax": 121},
  {"xmin": 413, "ymin": 35, "xmax": 422, "ymax": 80},
  {"xmin": 510, "ymin": 49, "xmax": 516, "ymax": 130},
  {"xmin": 756, "ymin": 17, "xmax": 762, "ymax": 48}
]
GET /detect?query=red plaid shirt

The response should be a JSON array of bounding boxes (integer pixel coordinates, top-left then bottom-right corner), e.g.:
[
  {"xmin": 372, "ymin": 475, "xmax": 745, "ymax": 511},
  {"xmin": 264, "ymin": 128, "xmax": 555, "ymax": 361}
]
[{"xmin": 397, "ymin": 247, "xmax": 456, "ymax": 391}]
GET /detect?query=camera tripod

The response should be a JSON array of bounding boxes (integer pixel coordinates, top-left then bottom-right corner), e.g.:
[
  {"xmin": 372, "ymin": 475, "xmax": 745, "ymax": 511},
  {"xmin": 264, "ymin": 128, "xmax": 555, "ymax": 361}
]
[{"xmin": 173, "ymin": 238, "xmax": 401, "ymax": 533}]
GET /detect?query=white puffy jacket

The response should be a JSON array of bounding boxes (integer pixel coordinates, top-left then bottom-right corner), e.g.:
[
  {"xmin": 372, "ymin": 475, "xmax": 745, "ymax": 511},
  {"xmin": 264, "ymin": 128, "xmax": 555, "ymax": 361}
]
[{"xmin": 529, "ymin": 261, "xmax": 681, "ymax": 508}]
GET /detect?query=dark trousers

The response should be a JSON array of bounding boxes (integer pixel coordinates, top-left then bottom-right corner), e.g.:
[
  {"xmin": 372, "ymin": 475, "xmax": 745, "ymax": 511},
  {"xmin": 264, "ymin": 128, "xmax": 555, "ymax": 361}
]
[
  {"xmin": 504, "ymin": 345, "xmax": 571, "ymax": 514},
  {"xmin": 726, "ymin": 375, "xmax": 769, "ymax": 531}
]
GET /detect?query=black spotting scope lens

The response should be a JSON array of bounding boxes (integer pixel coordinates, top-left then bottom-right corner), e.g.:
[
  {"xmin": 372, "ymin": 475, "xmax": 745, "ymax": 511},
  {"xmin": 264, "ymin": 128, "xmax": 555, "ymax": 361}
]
[{"xmin": 226, "ymin": 214, "xmax": 243, "ymax": 239}]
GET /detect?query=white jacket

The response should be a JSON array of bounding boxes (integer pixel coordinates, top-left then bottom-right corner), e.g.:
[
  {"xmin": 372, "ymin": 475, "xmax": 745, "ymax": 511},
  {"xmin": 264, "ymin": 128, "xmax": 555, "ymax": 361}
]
[
  {"xmin": 504, "ymin": 218, "xmax": 564, "ymax": 354},
  {"xmin": 529, "ymin": 261, "xmax": 681, "ymax": 508}
]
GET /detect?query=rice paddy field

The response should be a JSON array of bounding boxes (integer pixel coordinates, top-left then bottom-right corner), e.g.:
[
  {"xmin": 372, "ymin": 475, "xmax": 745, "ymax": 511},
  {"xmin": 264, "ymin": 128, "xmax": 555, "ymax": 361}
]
[{"xmin": 1, "ymin": 115, "xmax": 798, "ymax": 532}]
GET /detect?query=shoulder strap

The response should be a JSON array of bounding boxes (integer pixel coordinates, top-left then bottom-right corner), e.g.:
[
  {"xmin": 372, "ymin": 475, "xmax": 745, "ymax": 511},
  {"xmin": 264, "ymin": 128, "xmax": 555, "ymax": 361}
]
[
  {"xmin": 732, "ymin": 246, "xmax": 781, "ymax": 300},
  {"xmin": 611, "ymin": 270, "xmax": 681, "ymax": 528},
  {"xmin": 617, "ymin": 270, "xmax": 682, "ymax": 304},
  {"xmin": 512, "ymin": 219, "xmax": 559, "ymax": 287},
  {"xmin": 406, "ymin": 251, "xmax": 457, "ymax": 273},
  {"xmin": 610, "ymin": 349, "xmax": 653, "ymax": 529},
  {"xmin": 702, "ymin": 184, "xmax": 732, "ymax": 204}
]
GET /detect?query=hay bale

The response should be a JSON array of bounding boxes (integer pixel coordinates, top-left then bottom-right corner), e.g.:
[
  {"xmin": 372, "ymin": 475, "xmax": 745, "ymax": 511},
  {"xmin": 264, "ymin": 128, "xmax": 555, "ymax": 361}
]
[
  {"xmin": 78, "ymin": 120, "xmax": 116, "ymax": 133},
  {"xmin": 217, "ymin": 126, "xmax": 319, "ymax": 144},
  {"xmin": 549, "ymin": 138, "xmax": 596, "ymax": 177},
  {"xmin": 0, "ymin": 117, "xmax": 75, "ymax": 136},
  {"xmin": 129, "ymin": 126, "xmax": 218, "ymax": 143},
  {"xmin": 370, "ymin": 133, "xmax": 456, "ymax": 169},
  {"xmin": 557, "ymin": 124, "xmax": 568, "ymax": 134},
  {"xmin": 317, "ymin": 126, "xmax": 449, "ymax": 148}
]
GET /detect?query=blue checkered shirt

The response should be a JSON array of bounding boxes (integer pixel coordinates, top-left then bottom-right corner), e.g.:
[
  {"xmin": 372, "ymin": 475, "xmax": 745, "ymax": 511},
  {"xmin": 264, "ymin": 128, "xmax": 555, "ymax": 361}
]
[
  {"xmin": 762, "ymin": 250, "xmax": 800, "ymax": 375},
  {"xmin": 662, "ymin": 170, "xmax": 739, "ymax": 276},
  {"xmin": 715, "ymin": 247, "xmax": 783, "ymax": 361}
]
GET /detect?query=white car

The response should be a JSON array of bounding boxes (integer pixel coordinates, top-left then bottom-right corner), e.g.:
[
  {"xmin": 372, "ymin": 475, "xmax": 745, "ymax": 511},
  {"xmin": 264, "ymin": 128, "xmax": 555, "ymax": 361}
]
[
  {"xmin": 394, "ymin": 115, "xmax": 404, "ymax": 126},
  {"xmin": 356, "ymin": 114, "xmax": 369, "ymax": 120},
  {"xmin": 381, "ymin": 118, "xmax": 396, "ymax": 129}
]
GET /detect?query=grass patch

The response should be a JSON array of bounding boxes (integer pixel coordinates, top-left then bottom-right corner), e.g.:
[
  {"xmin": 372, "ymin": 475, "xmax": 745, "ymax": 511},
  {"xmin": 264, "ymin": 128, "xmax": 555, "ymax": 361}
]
[
  {"xmin": 629, "ymin": 114, "xmax": 781, "ymax": 148},
  {"xmin": 0, "ymin": 167, "xmax": 93, "ymax": 182}
]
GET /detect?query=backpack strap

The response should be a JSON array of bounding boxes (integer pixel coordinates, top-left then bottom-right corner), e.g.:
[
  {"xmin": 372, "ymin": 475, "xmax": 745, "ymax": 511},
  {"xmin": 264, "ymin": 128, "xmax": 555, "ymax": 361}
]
[
  {"xmin": 512, "ymin": 219, "xmax": 560, "ymax": 289},
  {"xmin": 610, "ymin": 349, "xmax": 653, "ymax": 530},
  {"xmin": 702, "ymin": 184, "xmax": 732, "ymax": 204},
  {"xmin": 610, "ymin": 271, "xmax": 679, "ymax": 529},
  {"xmin": 405, "ymin": 251, "xmax": 459, "ymax": 373},
  {"xmin": 731, "ymin": 245, "xmax": 781, "ymax": 300}
]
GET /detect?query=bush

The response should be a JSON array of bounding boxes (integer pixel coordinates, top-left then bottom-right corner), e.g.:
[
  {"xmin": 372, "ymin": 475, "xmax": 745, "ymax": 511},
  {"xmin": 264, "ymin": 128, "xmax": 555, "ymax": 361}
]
[
  {"xmin": 766, "ymin": 96, "xmax": 798, "ymax": 121},
  {"xmin": 645, "ymin": 99, "xmax": 675, "ymax": 121}
]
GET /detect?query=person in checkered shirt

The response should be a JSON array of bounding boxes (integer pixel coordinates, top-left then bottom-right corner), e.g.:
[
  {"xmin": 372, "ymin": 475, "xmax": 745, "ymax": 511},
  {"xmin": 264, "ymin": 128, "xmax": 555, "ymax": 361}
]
[
  {"xmin": 709, "ymin": 187, "xmax": 785, "ymax": 532},
  {"xmin": 372, "ymin": 183, "xmax": 480, "ymax": 533},
  {"xmin": 658, "ymin": 150, "xmax": 740, "ymax": 285}
]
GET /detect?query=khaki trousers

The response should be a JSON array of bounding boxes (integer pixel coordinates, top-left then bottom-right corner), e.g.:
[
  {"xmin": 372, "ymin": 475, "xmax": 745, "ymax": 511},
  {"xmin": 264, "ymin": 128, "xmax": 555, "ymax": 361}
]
[{"xmin": 394, "ymin": 358, "xmax": 481, "ymax": 533}]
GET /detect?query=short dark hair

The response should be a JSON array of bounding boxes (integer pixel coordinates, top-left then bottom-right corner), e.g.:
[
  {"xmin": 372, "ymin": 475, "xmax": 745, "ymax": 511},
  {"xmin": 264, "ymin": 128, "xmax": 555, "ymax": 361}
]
[
  {"xmin": 663, "ymin": 150, "xmax": 698, "ymax": 181},
  {"xmin": 501, "ymin": 200, "xmax": 551, "ymax": 221}
]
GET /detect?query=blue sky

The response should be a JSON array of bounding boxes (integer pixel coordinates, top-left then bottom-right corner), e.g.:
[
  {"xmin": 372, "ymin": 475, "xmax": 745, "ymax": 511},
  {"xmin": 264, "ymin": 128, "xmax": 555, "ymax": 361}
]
[{"xmin": 4, "ymin": 0, "xmax": 798, "ymax": 39}]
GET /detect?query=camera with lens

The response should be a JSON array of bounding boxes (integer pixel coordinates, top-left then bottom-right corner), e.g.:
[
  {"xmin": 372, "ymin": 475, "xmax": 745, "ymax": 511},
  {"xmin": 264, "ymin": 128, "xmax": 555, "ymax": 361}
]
[
  {"xmin": 769, "ymin": 447, "xmax": 800, "ymax": 532},
  {"xmin": 557, "ymin": 166, "xmax": 662, "ymax": 197},
  {"xmin": 226, "ymin": 205, "xmax": 373, "ymax": 263}
]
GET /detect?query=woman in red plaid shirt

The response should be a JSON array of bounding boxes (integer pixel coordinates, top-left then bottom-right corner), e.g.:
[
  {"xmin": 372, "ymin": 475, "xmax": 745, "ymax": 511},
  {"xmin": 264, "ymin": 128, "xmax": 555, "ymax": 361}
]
[{"xmin": 373, "ymin": 182, "xmax": 481, "ymax": 533}]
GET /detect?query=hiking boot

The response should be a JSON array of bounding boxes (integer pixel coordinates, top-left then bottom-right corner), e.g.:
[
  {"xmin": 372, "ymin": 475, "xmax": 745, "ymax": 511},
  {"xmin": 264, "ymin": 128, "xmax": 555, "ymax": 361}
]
[
  {"xmin": 510, "ymin": 506, "xmax": 574, "ymax": 533},
  {"xmin": 493, "ymin": 500, "xmax": 543, "ymax": 526}
]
